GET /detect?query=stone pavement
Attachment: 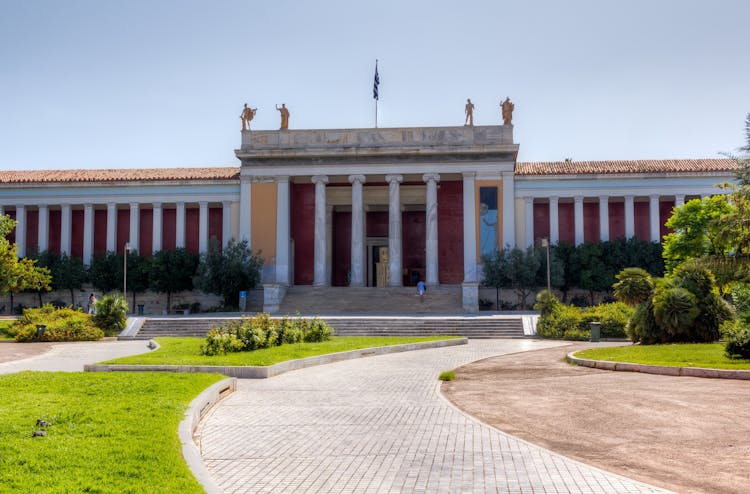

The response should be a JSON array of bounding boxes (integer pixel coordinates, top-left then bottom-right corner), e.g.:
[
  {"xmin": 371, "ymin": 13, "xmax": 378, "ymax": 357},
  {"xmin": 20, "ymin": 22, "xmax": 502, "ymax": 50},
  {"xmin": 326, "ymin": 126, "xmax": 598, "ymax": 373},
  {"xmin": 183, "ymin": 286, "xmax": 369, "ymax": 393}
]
[
  {"xmin": 0, "ymin": 339, "xmax": 152, "ymax": 374},
  {"xmin": 198, "ymin": 340, "xmax": 672, "ymax": 494}
]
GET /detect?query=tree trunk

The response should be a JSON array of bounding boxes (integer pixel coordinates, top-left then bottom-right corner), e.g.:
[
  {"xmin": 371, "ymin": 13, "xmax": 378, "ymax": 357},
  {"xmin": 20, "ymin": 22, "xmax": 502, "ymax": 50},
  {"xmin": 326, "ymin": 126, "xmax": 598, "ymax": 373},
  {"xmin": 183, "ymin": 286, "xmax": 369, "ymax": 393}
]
[
  {"xmin": 37, "ymin": 291, "xmax": 43, "ymax": 307},
  {"xmin": 70, "ymin": 288, "xmax": 75, "ymax": 308},
  {"xmin": 10, "ymin": 292, "xmax": 14, "ymax": 314},
  {"xmin": 496, "ymin": 286, "xmax": 499, "ymax": 311},
  {"xmin": 167, "ymin": 292, "xmax": 172, "ymax": 313}
]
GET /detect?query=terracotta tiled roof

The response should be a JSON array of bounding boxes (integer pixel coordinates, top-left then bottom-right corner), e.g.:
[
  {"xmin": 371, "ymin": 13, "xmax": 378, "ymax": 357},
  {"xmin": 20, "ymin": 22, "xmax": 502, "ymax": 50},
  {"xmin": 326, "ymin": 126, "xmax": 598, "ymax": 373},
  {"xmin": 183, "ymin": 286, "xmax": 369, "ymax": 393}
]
[
  {"xmin": 0, "ymin": 167, "xmax": 240, "ymax": 184},
  {"xmin": 516, "ymin": 158, "xmax": 740, "ymax": 175}
]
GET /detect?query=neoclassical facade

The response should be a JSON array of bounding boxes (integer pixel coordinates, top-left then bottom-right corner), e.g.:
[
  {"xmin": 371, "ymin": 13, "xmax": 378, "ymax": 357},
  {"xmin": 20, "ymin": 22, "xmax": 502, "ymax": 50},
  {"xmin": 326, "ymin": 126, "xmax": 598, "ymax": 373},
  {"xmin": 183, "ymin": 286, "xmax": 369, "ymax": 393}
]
[{"xmin": 0, "ymin": 125, "xmax": 737, "ymax": 311}]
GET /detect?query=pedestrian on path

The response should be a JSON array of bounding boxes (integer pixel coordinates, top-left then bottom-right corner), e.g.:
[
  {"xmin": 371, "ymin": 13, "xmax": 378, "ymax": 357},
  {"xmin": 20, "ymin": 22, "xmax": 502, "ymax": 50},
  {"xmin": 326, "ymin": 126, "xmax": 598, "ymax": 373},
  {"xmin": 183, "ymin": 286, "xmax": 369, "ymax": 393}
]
[{"xmin": 417, "ymin": 280, "xmax": 426, "ymax": 303}]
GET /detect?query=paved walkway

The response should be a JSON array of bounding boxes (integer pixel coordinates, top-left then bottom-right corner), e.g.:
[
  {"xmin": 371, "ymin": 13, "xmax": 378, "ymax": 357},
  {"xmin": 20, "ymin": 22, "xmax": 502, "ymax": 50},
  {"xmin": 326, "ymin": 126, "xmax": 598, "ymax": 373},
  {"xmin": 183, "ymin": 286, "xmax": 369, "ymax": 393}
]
[
  {"xmin": 0, "ymin": 339, "xmax": 152, "ymax": 374},
  {"xmin": 198, "ymin": 340, "xmax": 672, "ymax": 493}
]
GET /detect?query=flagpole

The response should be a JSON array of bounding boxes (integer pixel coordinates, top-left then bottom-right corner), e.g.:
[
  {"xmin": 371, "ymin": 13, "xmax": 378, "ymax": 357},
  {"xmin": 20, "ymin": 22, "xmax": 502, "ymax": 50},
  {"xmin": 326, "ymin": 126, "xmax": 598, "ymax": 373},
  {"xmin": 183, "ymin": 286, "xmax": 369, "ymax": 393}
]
[{"xmin": 375, "ymin": 99, "xmax": 378, "ymax": 128}]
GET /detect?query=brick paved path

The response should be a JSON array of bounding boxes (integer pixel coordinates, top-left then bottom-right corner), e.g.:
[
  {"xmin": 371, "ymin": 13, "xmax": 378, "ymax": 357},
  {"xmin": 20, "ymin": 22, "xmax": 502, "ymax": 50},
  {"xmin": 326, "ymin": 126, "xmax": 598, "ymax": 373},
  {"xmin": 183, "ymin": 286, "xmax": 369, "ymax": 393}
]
[{"xmin": 198, "ymin": 340, "xmax": 672, "ymax": 493}]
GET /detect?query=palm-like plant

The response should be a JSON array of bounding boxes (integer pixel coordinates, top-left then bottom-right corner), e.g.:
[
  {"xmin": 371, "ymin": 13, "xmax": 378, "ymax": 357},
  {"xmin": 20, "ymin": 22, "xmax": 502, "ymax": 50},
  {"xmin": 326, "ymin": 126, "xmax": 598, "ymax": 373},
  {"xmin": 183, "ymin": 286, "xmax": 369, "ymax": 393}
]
[{"xmin": 612, "ymin": 267, "xmax": 654, "ymax": 306}]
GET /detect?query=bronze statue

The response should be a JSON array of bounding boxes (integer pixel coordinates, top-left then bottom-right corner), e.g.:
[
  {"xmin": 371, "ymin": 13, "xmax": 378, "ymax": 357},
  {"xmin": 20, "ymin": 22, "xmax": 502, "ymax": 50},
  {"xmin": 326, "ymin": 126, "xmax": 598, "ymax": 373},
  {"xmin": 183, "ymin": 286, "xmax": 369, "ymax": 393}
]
[
  {"xmin": 240, "ymin": 103, "xmax": 257, "ymax": 131},
  {"xmin": 464, "ymin": 98, "xmax": 475, "ymax": 126},
  {"xmin": 276, "ymin": 103, "xmax": 290, "ymax": 130},
  {"xmin": 501, "ymin": 97, "xmax": 514, "ymax": 125}
]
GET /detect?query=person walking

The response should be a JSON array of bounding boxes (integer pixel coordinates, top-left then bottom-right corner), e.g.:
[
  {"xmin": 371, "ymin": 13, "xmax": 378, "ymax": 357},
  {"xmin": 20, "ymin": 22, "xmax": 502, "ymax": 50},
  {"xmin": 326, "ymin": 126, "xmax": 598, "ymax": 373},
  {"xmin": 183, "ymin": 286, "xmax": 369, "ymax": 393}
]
[
  {"xmin": 417, "ymin": 280, "xmax": 426, "ymax": 303},
  {"xmin": 87, "ymin": 293, "xmax": 97, "ymax": 315}
]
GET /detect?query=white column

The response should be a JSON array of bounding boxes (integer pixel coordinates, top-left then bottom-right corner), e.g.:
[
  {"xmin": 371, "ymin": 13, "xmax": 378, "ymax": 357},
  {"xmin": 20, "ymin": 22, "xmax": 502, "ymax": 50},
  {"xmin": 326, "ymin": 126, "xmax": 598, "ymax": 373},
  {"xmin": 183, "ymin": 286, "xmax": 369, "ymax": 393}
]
[
  {"xmin": 222, "ymin": 201, "xmax": 232, "ymax": 248},
  {"xmin": 106, "ymin": 203, "xmax": 117, "ymax": 252},
  {"xmin": 574, "ymin": 196, "xmax": 584, "ymax": 246},
  {"xmin": 675, "ymin": 194, "xmax": 685, "ymax": 207},
  {"xmin": 83, "ymin": 204, "xmax": 94, "ymax": 264},
  {"xmin": 198, "ymin": 201, "xmax": 209, "ymax": 253},
  {"xmin": 129, "ymin": 203, "xmax": 140, "ymax": 253},
  {"xmin": 175, "ymin": 202, "xmax": 186, "ymax": 248},
  {"xmin": 239, "ymin": 176, "xmax": 252, "ymax": 244},
  {"xmin": 38, "ymin": 205, "xmax": 49, "ymax": 252},
  {"xmin": 501, "ymin": 172, "xmax": 516, "ymax": 248},
  {"xmin": 0, "ymin": 206, "xmax": 4, "ymax": 216},
  {"xmin": 385, "ymin": 174, "xmax": 403, "ymax": 287},
  {"xmin": 549, "ymin": 196, "xmax": 559, "ymax": 245},
  {"xmin": 624, "ymin": 195, "xmax": 635, "ymax": 239},
  {"xmin": 524, "ymin": 197, "xmax": 534, "ymax": 248},
  {"xmin": 152, "ymin": 203, "xmax": 163, "ymax": 254},
  {"xmin": 423, "ymin": 173, "xmax": 440, "ymax": 286},
  {"xmin": 462, "ymin": 173, "xmax": 477, "ymax": 282},
  {"xmin": 312, "ymin": 175, "xmax": 329, "ymax": 286},
  {"xmin": 15, "ymin": 206, "xmax": 26, "ymax": 258},
  {"xmin": 276, "ymin": 177, "xmax": 291, "ymax": 285},
  {"xmin": 348, "ymin": 174, "xmax": 366, "ymax": 287},
  {"xmin": 650, "ymin": 194, "xmax": 661, "ymax": 243},
  {"xmin": 599, "ymin": 196, "xmax": 609, "ymax": 242},
  {"xmin": 60, "ymin": 204, "xmax": 72, "ymax": 255}
]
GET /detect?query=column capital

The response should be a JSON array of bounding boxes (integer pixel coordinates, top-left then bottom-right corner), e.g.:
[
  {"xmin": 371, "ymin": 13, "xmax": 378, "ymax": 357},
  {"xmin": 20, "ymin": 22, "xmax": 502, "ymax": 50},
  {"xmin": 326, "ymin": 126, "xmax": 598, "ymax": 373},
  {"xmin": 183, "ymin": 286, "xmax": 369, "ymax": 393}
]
[
  {"xmin": 598, "ymin": 195, "xmax": 609, "ymax": 202},
  {"xmin": 422, "ymin": 172, "xmax": 441, "ymax": 183},
  {"xmin": 385, "ymin": 174, "xmax": 403, "ymax": 184},
  {"xmin": 199, "ymin": 201, "xmax": 209, "ymax": 207},
  {"xmin": 276, "ymin": 175, "xmax": 290, "ymax": 184},
  {"xmin": 129, "ymin": 202, "xmax": 139, "ymax": 208},
  {"xmin": 222, "ymin": 200, "xmax": 232, "ymax": 207},
  {"xmin": 462, "ymin": 172, "xmax": 476, "ymax": 180},
  {"xmin": 311, "ymin": 175, "xmax": 329, "ymax": 185},
  {"xmin": 549, "ymin": 195, "xmax": 559, "ymax": 202},
  {"xmin": 348, "ymin": 174, "xmax": 366, "ymax": 185},
  {"xmin": 153, "ymin": 202, "xmax": 162, "ymax": 209},
  {"xmin": 176, "ymin": 201, "xmax": 186, "ymax": 207},
  {"xmin": 574, "ymin": 196, "xmax": 584, "ymax": 204},
  {"xmin": 524, "ymin": 196, "xmax": 534, "ymax": 205},
  {"xmin": 624, "ymin": 195, "xmax": 634, "ymax": 200},
  {"xmin": 649, "ymin": 194, "xmax": 660, "ymax": 201}
]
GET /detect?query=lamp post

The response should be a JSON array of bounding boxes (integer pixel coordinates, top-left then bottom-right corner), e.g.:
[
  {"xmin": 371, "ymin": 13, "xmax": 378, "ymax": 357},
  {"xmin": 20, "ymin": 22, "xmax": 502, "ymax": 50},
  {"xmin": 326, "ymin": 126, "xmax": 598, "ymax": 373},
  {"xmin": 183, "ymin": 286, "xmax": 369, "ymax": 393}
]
[
  {"xmin": 123, "ymin": 242, "xmax": 131, "ymax": 313},
  {"xmin": 541, "ymin": 237, "xmax": 551, "ymax": 293}
]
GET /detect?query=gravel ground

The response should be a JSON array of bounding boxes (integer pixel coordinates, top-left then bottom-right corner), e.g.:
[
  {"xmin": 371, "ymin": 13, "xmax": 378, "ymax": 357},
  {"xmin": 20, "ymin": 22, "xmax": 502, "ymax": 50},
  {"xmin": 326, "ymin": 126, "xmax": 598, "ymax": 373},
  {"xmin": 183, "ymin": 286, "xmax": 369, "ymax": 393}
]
[
  {"xmin": 442, "ymin": 342, "xmax": 750, "ymax": 494},
  {"xmin": 0, "ymin": 341, "xmax": 54, "ymax": 363}
]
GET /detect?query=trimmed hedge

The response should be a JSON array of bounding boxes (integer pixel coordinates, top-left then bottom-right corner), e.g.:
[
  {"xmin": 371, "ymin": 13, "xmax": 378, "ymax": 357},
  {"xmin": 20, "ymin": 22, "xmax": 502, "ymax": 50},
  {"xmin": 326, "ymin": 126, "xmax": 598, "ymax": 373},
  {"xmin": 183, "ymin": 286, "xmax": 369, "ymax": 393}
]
[
  {"xmin": 12, "ymin": 305, "xmax": 104, "ymax": 342},
  {"xmin": 201, "ymin": 313, "xmax": 334, "ymax": 355},
  {"xmin": 535, "ymin": 291, "xmax": 633, "ymax": 340}
]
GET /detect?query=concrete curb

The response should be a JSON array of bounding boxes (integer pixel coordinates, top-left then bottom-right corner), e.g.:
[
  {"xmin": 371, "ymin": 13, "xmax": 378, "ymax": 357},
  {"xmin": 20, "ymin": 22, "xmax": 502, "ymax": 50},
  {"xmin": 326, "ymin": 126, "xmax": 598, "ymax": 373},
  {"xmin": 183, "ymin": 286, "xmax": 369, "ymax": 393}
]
[
  {"xmin": 84, "ymin": 337, "xmax": 468, "ymax": 378},
  {"xmin": 178, "ymin": 377, "xmax": 236, "ymax": 494},
  {"xmin": 567, "ymin": 352, "xmax": 750, "ymax": 380}
]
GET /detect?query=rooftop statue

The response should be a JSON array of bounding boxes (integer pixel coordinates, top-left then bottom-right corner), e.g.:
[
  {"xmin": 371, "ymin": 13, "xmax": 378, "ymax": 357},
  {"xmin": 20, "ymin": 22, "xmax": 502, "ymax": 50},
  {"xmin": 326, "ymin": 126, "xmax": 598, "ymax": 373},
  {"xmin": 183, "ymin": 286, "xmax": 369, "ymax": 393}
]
[
  {"xmin": 501, "ymin": 97, "xmax": 514, "ymax": 125},
  {"xmin": 464, "ymin": 98, "xmax": 475, "ymax": 126},
  {"xmin": 240, "ymin": 103, "xmax": 257, "ymax": 131},
  {"xmin": 276, "ymin": 103, "xmax": 290, "ymax": 130}
]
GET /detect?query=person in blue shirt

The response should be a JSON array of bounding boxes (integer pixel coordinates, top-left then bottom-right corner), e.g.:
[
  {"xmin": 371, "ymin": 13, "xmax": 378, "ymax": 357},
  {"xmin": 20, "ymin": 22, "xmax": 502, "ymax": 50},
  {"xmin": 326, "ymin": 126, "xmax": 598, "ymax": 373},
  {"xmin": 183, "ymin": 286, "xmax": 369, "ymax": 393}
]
[{"xmin": 417, "ymin": 280, "xmax": 426, "ymax": 303}]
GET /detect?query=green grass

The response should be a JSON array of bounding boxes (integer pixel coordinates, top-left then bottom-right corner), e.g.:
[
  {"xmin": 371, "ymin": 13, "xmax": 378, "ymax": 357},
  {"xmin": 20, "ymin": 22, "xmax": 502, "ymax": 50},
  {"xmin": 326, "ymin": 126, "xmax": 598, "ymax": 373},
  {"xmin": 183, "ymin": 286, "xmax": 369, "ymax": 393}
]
[
  {"xmin": 102, "ymin": 336, "xmax": 460, "ymax": 367},
  {"xmin": 575, "ymin": 343, "xmax": 750, "ymax": 370},
  {"xmin": 0, "ymin": 320, "xmax": 15, "ymax": 340},
  {"xmin": 0, "ymin": 371, "xmax": 224, "ymax": 493}
]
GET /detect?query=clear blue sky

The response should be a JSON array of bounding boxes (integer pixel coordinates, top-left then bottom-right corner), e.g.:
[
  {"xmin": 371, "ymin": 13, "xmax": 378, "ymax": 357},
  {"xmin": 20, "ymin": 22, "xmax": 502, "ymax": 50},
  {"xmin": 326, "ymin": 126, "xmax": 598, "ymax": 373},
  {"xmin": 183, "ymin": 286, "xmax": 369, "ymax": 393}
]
[{"xmin": 1, "ymin": 0, "xmax": 748, "ymax": 170}]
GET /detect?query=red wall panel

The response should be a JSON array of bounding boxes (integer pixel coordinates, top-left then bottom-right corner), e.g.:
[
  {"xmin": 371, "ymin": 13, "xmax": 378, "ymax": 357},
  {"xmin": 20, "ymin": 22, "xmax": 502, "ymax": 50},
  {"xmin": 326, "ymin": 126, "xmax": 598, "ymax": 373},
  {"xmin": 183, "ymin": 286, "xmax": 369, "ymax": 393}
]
[
  {"xmin": 185, "ymin": 207, "xmax": 199, "ymax": 254},
  {"xmin": 437, "ymin": 180, "xmax": 463, "ymax": 284},
  {"xmin": 49, "ymin": 210, "xmax": 61, "ymax": 254},
  {"xmin": 162, "ymin": 208, "xmax": 176, "ymax": 251},
  {"xmin": 116, "ymin": 209, "xmax": 129, "ymax": 253},
  {"xmin": 26, "ymin": 210, "xmax": 38, "ymax": 254},
  {"xmin": 402, "ymin": 211, "xmax": 426, "ymax": 286},
  {"xmin": 71, "ymin": 210, "xmax": 84, "ymax": 258},
  {"xmin": 660, "ymin": 200, "xmax": 675, "ymax": 240},
  {"xmin": 558, "ymin": 203, "xmax": 574, "ymax": 244},
  {"xmin": 533, "ymin": 203, "xmax": 550, "ymax": 243},
  {"xmin": 366, "ymin": 211, "xmax": 388, "ymax": 237},
  {"xmin": 94, "ymin": 210, "xmax": 107, "ymax": 254},
  {"xmin": 208, "ymin": 207, "xmax": 223, "ymax": 250},
  {"xmin": 609, "ymin": 202, "xmax": 625, "ymax": 239},
  {"xmin": 332, "ymin": 211, "xmax": 351, "ymax": 287},
  {"xmin": 583, "ymin": 202, "xmax": 600, "ymax": 243},
  {"xmin": 634, "ymin": 202, "xmax": 649, "ymax": 240},
  {"xmin": 139, "ymin": 209, "xmax": 153, "ymax": 256},
  {"xmin": 292, "ymin": 183, "xmax": 315, "ymax": 285}
]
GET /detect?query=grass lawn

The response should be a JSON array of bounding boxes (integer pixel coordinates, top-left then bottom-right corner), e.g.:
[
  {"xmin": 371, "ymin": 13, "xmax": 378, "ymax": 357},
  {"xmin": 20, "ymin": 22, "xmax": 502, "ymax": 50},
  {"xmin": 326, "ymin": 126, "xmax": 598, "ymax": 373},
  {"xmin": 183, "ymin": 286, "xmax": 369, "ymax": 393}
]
[
  {"xmin": 575, "ymin": 343, "xmax": 750, "ymax": 370},
  {"xmin": 102, "ymin": 335, "xmax": 460, "ymax": 367},
  {"xmin": 0, "ymin": 371, "xmax": 223, "ymax": 493},
  {"xmin": 0, "ymin": 320, "xmax": 14, "ymax": 340}
]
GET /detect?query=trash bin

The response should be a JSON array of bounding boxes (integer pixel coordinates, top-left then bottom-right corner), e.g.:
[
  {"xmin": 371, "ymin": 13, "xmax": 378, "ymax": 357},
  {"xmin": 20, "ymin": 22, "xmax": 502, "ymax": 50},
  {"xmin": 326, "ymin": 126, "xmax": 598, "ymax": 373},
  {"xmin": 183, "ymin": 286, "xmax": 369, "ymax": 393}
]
[
  {"xmin": 589, "ymin": 322, "xmax": 601, "ymax": 342},
  {"xmin": 239, "ymin": 291, "xmax": 247, "ymax": 312},
  {"xmin": 35, "ymin": 324, "xmax": 47, "ymax": 338},
  {"xmin": 137, "ymin": 304, "xmax": 145, "ymax": 316}
]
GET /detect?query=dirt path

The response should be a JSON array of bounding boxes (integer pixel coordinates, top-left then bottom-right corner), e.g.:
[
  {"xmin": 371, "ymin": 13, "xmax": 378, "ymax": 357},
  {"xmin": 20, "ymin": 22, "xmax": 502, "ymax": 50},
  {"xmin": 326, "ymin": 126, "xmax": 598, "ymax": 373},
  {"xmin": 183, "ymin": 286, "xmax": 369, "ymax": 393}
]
[
  {"xmin": 442, "ymin": 342, "xmax": 750, "ymax": 494},
  {"xmin": 0, "ymin": 341, "xmax": 54, "ymax": 364}
]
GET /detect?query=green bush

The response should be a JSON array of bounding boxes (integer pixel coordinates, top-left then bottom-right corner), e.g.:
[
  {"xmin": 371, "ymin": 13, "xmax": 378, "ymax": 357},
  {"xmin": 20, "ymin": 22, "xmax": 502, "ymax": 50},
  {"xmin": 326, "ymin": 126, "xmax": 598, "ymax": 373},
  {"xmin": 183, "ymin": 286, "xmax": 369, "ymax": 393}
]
[
  {"xmin": 627, "ymin": 299, "xmax": 664, "ymax": 344},
  {"xmin": 533, "ymin": 289, "xmax": 560, "ymax": 318},
  {"xmin": 92, "ymin": 295, "xmax": 128, "ymax": 336},
  {"xmin": 653, "ymin": 287, "xmax": 699, "ymax": 335},
  {"xmin": 536, "ymin": 304, "xmax": 586, "ymax": 339},
  {"xmin": 722, "ymin": 320, "xmax": 750, "ymax": 359},
  {"xmin": 562, "ymin": 328, "xmax": 590, "ymax": 341},
  {"xmin": 731, "ymin": 282, "xmax": 750, "ymax": 322},
  {"xmin": 438, "ymin": 370, "xmax": 455, "ymax": 381},
  {"xmin": 584, "ymin": 302, "xmax": 634, "ymax": 338},
  {"xmin": 12, "ymin": 305, "xmax": 103, "ymax": 342},
  {"xmin": 612, "ymin": 267, "xmax": 654, "ymax": 306},
  {"xmin": 200, "ymin": 314, "xmax": 334, "ymax": 355}
]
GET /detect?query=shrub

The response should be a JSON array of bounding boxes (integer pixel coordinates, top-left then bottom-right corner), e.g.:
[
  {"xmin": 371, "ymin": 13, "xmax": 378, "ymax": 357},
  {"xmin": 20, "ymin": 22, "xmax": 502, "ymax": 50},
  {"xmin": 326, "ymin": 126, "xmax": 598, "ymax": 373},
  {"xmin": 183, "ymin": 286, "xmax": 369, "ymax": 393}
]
[
  {"xmin": 92, "ymin": 295, "xmax": 128, "ymax": 336},
  {"xmin": 533, "ymin": 290, "xmax": 560, "ymax": 318},
  {"xmin": 304, "ymin": 317, "xmax": 334, "ymax": 342},
  {"xmin": 613, "ymin": 267, "xmax": 654, "ymax": 306},
  {"xmin": 562, "ymin": 328, "xmax": 590, "ymax": 341},
  {"xmin": 722, "ymin": 320, "xmax": 750, "ymax": 359},
  {"xmin": 731, "ymin": 282, "xmax": 750, "ymax": 322},
  {"xmin": 653, "ymin": 287, "xmax": 699, "ymax": 335},
  {"xmin": 584, "ymin": 302, "xmax": 634, "ymax": 338},
  {"xmin": 12, "ymin": 305, "xmax": 103, "ymax": 342},
  {"xmin": 201, "ymin": 329, "xmax": 245, "ymax": 356},
  {"xmin": 627, "ymin": 299, "xmax": 664, "ymax": 344},
  {"xmin": 536, "ymin": 304, "xmax": 586, "ymax": 339},
  {"xmin": 438, "ymin": 371, "xmax": 455, "ymax": 381}
]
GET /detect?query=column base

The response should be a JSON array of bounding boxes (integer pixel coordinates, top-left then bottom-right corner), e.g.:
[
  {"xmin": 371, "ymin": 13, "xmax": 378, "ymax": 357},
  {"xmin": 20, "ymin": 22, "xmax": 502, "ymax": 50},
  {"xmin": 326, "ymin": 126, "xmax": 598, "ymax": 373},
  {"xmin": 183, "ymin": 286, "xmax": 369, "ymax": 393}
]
[
  {"xmin": 262, "ymin": 284, "xmax": 288, "ymax": 314},
  {"xmin": 462, "ymin": 282, "xmax": 479, "ymax": 313}
]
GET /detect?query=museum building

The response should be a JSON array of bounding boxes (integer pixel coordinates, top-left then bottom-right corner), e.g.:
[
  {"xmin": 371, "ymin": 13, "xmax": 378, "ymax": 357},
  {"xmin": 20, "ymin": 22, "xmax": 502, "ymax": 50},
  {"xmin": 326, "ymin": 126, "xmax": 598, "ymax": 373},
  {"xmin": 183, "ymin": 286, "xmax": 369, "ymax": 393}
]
[{"xmin": 0, "ymin": 124, "xmax": 738, "ymax": 311}]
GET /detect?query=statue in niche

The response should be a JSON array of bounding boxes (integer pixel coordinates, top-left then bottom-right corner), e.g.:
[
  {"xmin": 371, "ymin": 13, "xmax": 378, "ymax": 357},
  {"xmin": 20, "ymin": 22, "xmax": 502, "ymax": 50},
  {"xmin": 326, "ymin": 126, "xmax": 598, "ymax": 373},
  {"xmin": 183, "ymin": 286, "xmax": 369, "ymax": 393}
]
[
  {"xmin": 276, "ymin": 103, "xmax": 290, "ymax": 130},
  {"xmin": 464, "ymin": 98, "xmax": 475, "ymax": 126},
  {"xmin": 240, "ymin": 103, "xmax": 257, "ymax": 131},
  {"xmin": 501, "ymin": 97, "xmax": 515, "ymax": 125}
]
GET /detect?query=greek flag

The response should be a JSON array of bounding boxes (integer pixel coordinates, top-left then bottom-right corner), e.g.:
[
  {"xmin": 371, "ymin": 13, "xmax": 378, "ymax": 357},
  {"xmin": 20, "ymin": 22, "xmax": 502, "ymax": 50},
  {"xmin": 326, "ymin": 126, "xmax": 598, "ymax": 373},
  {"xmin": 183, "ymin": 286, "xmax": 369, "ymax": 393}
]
[{"xmin": 373, "ymin": 60, "xmax": 380, "ymax": 100}]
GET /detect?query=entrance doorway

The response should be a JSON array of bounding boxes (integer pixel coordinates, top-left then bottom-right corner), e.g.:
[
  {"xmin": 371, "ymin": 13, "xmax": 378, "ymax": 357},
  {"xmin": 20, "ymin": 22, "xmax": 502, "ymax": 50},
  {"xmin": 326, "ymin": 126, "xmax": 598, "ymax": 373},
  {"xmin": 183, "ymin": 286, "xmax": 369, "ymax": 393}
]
[{"xmin": 366, "ymin": 238, "xmax": 388, "ymax": 286}]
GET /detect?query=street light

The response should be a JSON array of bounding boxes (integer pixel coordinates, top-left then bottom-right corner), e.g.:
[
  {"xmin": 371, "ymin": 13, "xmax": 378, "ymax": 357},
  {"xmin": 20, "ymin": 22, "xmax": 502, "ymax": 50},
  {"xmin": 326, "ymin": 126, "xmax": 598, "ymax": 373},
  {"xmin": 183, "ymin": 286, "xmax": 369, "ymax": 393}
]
[
  {"xmin": 123, "ymin": 242, "xmax": 131, "ymax": 313},
  {"xmin": 541, "ymin": 237, "xmax": 551, "ymax": 293}
]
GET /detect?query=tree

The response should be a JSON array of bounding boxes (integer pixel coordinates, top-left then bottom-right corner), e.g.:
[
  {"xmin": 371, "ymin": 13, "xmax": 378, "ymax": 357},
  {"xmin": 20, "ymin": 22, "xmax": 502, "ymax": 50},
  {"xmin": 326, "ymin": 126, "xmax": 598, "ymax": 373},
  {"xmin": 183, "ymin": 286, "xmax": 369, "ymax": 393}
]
[
  {"xmin": 150, "ymin": 248, "xmax": 198, "ymax": 312},
  {"xmin": 550, "ymin": 242, "xmax": 579, "ymax": 302},
  {"xmin": 124, "ymin": 250, "xmax": 151, "ymax": 311},
  {"xmin": 612, "ymin": 267, "xmax": 654, "ymax": 306},
  {"xmin": 0, "ymin": 215, "xmax": 52, "ymax": 311},
  {"xmin": 89, "ymin": 251, "xmax": 121, "ymax": 294},
  {"xmin": 37, "ymin": 251, "xmax": 88, "ymax": 306},
  {"xmin": 576, "ymin": 242, "xmax": 611, "ymax": 305},
  {"xmin": 193, "ymin": 238, "xmax": 263, "ymax": 307}
]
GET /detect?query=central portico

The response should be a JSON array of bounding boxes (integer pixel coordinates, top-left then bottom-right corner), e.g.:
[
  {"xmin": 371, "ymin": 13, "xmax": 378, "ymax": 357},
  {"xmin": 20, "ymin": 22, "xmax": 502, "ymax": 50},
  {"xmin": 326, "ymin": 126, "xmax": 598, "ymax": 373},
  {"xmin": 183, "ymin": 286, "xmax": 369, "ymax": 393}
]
[{"xmin": 235, "ymin": 124, "xmax": 519, "ymax": 311}]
